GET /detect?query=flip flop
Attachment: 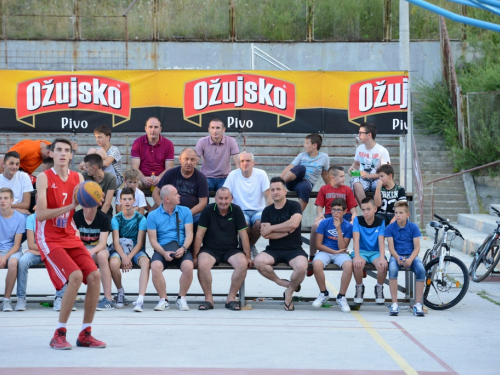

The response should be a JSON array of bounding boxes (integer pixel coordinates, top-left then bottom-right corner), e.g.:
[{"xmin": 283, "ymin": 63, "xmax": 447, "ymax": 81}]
[
  {"xmin": 281, "ymin": 279, "xmax": 301, "ymax": 292},
  {"xmin": 224, "ymin": 301, "xmax": 241, "ymax": 311},
  {"xmin": 283, "ymin": 292, "xmax": 295, "ymax": 311},
  {"xmin": 198, "ymin": 301, "xmax": 214, "ymax": 310}
]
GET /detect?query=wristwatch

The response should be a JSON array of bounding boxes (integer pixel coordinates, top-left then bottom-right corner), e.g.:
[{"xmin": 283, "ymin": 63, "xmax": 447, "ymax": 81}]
[{"xmin": 181, "ymin": 245, "xmax": 187, "ymax": 254}]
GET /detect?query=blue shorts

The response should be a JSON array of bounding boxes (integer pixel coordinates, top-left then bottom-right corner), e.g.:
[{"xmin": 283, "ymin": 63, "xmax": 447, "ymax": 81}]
[
  {"xmin": 110, "ymin": 250, "xmax": 149, "ymax": 266},
  {"xmin": 352, "ymin": 249, "xmax": 385, "ymax": 264},
  {"xmin": 286, "ymin": 165, "xmax": 313, "ymax": 202},
  {"xmin": 243, "ymin": 210, "xmax": 262, "ymax": 226}
]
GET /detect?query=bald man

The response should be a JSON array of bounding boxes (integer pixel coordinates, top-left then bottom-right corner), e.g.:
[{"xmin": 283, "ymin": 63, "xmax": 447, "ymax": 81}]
[{"xmin": 152, "ymin": 148, "xmax": 209, "ymax": 229}]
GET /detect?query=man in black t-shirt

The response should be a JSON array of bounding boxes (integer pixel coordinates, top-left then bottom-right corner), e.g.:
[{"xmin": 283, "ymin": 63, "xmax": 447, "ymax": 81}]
[
  {"xmin": 192, "ymin": 187, "xmax": 251, "ymax": 311},
  {"xmin": 254, "ymin": 177, "xmax": 308, "ymax": 311}
]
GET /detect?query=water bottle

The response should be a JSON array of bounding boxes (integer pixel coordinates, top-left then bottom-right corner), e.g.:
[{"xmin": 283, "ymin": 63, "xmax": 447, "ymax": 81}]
[
  {"xmin": 350, "ymin": 170, "xmax": 361, "ymax": 177},
  {"xmin": 399, "ymin": 256, "xmax": 411, "ymax": 270},
  {"xmin": 150, "ymin": 172, "xmax": 156, "ymax": 192}
]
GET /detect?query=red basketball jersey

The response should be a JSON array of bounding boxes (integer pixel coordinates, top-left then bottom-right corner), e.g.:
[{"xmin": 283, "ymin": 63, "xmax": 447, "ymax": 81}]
[{"xmin": 36, "ymin": 168, "xmax": 82, "ymax": 259}]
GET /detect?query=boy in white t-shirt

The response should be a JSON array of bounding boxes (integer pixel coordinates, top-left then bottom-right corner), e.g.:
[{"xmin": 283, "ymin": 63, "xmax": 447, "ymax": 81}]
[
  {"xmin": 348, "ymin": 122, "xmax": 390, "ymax": 206},
  {"xmin": 0, "ymin": 151, "xmax": 33, "ymax": 215},
  {"xmin": 115, "ymin": 169, "xmax": 147, "ymax": 215}
]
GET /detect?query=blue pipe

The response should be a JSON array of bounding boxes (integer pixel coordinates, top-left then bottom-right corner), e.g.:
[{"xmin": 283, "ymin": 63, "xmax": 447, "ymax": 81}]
[
  {"xmin": 477, "ymin": 0, "xmax": 500, "ymax": 7},
  {"xmin": 406, "ymin": 0, "xmax": 500, "ymax": 32}
]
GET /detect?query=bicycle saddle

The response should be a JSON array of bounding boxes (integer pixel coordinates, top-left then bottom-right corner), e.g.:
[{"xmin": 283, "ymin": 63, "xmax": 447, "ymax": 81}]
[{"xmin": 429, "ymin": 221, "xmax": 442, "ymax": 229}]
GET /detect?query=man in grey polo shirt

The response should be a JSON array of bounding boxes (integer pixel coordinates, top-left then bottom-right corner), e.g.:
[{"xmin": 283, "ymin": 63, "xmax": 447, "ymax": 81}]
[{"xmin": 195, "ymin": 118, "xmax": 240, "ymax": 191}]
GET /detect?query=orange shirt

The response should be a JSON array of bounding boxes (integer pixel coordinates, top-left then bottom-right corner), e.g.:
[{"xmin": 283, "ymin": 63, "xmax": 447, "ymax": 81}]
[{"xmin": 9, "ymin": 139, "xmax": 51, "ymax": 175}]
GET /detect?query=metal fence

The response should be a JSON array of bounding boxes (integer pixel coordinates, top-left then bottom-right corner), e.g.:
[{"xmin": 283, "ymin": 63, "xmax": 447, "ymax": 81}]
[{"xmin": 0, "ymin": 0, "xmax": 469, "ymax": 42}]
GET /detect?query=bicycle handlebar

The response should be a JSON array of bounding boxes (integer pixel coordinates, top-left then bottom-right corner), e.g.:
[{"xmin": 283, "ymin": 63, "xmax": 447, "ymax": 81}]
[
  {"xmin": 433, "ymin": 213, "xmax": 464, "ymax": 239},
  {"xmin": 492, "ymin": 206, "xmax": 500, "ymax": 217}
]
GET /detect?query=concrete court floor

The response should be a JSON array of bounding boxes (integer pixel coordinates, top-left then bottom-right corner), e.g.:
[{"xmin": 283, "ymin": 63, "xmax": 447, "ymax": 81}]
[{"xmin": 1, "ymin": 236, "xmax": 499, "ymax": 375}]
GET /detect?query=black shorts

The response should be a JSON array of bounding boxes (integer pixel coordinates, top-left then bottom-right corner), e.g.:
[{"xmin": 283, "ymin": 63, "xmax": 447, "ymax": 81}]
[
  {"xmin": 263, "ymin": 248, "xmax": 307, "ymax": 266},
  {"xmin": 151, "ymin": 241, "xmax": 193, "ymax": 269},
  {"xmin": 200, "ymin": 248, "xmax": 244, "ymax": 266}
]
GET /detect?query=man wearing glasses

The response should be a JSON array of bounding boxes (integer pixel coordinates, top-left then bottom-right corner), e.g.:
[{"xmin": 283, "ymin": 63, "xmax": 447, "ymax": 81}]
[{"xmin": 348, "ymin": 122, "xmax": 390, "ymax": 206}]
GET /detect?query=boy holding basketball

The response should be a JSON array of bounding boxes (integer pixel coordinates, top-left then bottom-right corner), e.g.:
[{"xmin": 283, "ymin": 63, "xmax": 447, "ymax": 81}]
[{"xmin": 36, "ymin": 138, "xmax": 105, "ymax": 350}]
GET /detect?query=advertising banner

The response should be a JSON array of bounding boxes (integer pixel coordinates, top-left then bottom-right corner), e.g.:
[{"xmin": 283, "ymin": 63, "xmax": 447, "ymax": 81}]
[{"xmin": 0, "ymin": 70, "xmax": 408, "ymax": 134}]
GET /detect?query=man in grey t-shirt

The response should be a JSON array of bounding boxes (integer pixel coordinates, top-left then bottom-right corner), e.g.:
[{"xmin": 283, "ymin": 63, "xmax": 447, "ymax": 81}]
[{"xmin": 83, "ymin": 154, "xmax": 117, "ymax": 217}]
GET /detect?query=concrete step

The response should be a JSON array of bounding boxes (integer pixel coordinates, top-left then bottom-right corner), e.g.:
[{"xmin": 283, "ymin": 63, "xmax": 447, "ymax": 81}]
[
  {"xmin": 425, "ymin": 221, "xmax": 489, "ymax": 255},
  {"xmin": 458, "ymin": 214, "xmax": 500, "ymax": 235}
]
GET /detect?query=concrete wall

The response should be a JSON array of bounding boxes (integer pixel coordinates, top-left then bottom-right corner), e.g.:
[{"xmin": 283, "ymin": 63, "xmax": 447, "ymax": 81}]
[{"xmin": 0, "ymin": 40, "xmax": 470, "ymax": 83}]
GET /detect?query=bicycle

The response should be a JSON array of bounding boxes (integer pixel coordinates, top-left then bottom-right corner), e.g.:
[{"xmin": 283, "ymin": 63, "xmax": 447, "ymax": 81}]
[
  {"xmin": 469, "ymin": 207, "xmax": 500, "ymax": 282},
  {"xmin": 422, "ymin": 214, "xmax": 470, "ymax": 310}
]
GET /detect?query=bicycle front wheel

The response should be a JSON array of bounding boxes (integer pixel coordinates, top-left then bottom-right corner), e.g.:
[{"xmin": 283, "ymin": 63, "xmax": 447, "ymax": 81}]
[
  {"xmin": 424, "ymin": 256, "xmax": 470, "ymax": 310},
  {"xmin": 470, "ymin": 238, "xmax": 500, "ymax": 282}
]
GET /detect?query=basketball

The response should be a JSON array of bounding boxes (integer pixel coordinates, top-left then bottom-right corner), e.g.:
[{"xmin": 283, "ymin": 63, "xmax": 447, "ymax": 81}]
[{"xmin": 74, "ymin": 181, "xmax": 103, "ymax": 208}]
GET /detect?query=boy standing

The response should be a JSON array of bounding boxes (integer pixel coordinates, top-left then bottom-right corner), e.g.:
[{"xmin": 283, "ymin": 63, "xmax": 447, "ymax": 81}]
[
  {"xmin": 115, "ymin": 169, "xmax": 147, "ymax": 215},
  {"xmin": 281, "ymin": 134, "xmax": 330, "ymax": 212},
  {"xmin": 311, "ymin": 198, "xmax": 353, "ymax": 312},
  {"xmin": 36, "ymin": 138, "xmax": 105, "ymax": 350},
  {"xmin": 0, "ymin": 188, "xmax": 26, "ymax": 311},
  {"xmin": 348, "ymin": 122, "xmax": 390, "ymax": 206},
  {"xmin": 110, "ymin": 188, "xmax": 150, "ymax": 312},
  {"xmin": 83, "ymin": 154, "xmax": 116, "ymax": 217},
  {"xmin": 352, "ymin": 197, "xmax": 388, "ymax": 304},
  {"xmin": 385, "ymin": 201, "xmax": 425, "ymax": 316},
  {"xmin": 374, "ymin": 164, "xmax": 406, "ymax": 226}
]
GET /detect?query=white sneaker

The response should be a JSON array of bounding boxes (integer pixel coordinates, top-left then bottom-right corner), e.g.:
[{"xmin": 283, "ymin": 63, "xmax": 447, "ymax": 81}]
[
  {"xmin": 116, "ymin": 292, "xmax": 125, "ymax": 309},
  {"xmin": 154, "ymin": 300, "xmax": 170, "ymax": 311},
  {"xmin": 176, "ymin": 297, "xmax": 189, "ymax": 311},
  {"xmin": 15, "ymin": 297, "xmax": 27, "ymax": 311},
  {"xmin": 133, "ymin": 300, "xmax": 144, "ymax": 312},
  {"xmin": 336, "ymin": 296, "xmax": 351, "ymax": 313},
  {"xmin": 390, "ymin": 303, "xmax": 399, "ymax": 316},
  {"xmin": 2, "ymin": 299, "xmax": 13, "ymax": 312},
  {"xmin": 53, "ymin": 297, "xmax": 77, "ymax": 311},
  {"xmin": 312, "ymin": 292, "xmax": 329, "ymax": 308},
  {"xmin": 374, "ymin": 285, "xmax": 385, "ymax": 304},
  {"xmin": 354, "ymin": 284, "xmax": 365, "ymax": 304},
  {"xmin": 413, "ymin": 303, "xmax": 425, "ymax": 317}
]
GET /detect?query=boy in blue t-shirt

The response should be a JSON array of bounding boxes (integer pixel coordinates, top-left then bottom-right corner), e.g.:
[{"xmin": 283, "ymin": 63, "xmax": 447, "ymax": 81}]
[
  {"xmin": 385, "ymin": 201, "xmax": 425, "ymax": 317},
  {"xmin": 352, "ymin": 197, "xmax": 387, "ymax": 304},
  {"xmin": 311, "ymin": 198, "xmax": 353, "ymax": 312},
  {"xmin": 109, "ymin": 188, "xmax": 149, "ymax": 312}
]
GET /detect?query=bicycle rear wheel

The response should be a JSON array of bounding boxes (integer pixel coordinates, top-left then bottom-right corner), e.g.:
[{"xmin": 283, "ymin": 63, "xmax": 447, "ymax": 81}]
[
  {"xmin": 423, "ymin": 256, "xmax": 470, "ymax": 310},
  {"xmin": 470, "ymin": 237, "xmax": 500, "ymax": 282}
]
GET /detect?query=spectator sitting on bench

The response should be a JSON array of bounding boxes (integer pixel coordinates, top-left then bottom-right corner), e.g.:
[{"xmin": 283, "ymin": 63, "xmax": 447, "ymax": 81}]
[
  {"xmin": 308, "ymin": 165, "xmax": 358, "ymax": 273},
  {"xmin": 153, "ymin": 148, "xmax": 208, "ymax": 233},
  {"xmin": 254, "ymin": 177, "xmax": 308, "ymax": 311},
  {"xmin": 311, "ymin": 198, "xmax": 353, "ymax": 313},
  {"xmin": 352, "ymin": 197, "xmax": 387, "ymax": 305},
  {"xmin": 82, "ymin": 154, "xmax": 116, "ymax": 217},
  {"xmin": 80, "ymin": 125, "xmax": 123, "ymax": 187},
  {"xmin": 110, "ymin": 188, "xmax": 149, "ymax": 313},
  {"xmin": 0, "ymin": 151, "xmax": 34, "ymax": 216},
  {"xmin": 193, "ymin": 187, "xmax": 252, "ymax": 312},
  {"xmin": 148, "ymin": 185, "xmax": 193, "ymax": 312},
  {"xmin": 223, "ymin": 151, "xmax": 271, "ymax": 258},
  {"xmin": 115, "ymin": 169, "xmax": 147, "ymax": 216},
  {"xmin": 130, "ymin": 117, "xmax": 174, "ymax": 191},
  {"xmin": 73, "ymin": 207, "xmax": 114, "ymax": 311},
  {"xmin": 374, "ymin": 164, "xmax": 406, "ymax": 226},
  {"xmin": 348, "ymin": 122, "xmax": 390, "ymax": 206},
  {"xmin": 385, "ymin": 201, "xmax": 425, "ymax": 317},
  {"xmin": 0, "ymin": 187, "xmax": 26, "ymax": 312},
  {"xmin": 195, "ymin": 118, "xmax": 240, "ymax": 191},
  {"xmin": 281, "ymin": 133, "xmax": 330, "ymax": 212}
]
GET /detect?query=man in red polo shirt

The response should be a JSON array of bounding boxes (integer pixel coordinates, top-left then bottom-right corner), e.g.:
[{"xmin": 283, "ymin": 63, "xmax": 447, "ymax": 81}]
[{"xmin": 130, "ymin": 117, "xmax": 175, "ymax": 191}]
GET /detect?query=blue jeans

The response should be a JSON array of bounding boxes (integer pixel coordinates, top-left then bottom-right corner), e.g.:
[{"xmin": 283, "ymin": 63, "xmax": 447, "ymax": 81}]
[
  {"xmin": 17, "ymin": 251, "xmax": 65, "ymax": 298},
  {"xmin": 207, "ymin": 177, "xmax": 226, "ymax": 192},
  {"xmin": 389, "ymin": 256, "xmax": 426, "ymax": 282}
]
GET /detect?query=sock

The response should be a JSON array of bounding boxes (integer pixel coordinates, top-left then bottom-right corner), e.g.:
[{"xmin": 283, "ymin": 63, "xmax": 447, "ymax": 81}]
[
  {"xmin": 356, "ymin": 284, "xmax": 363, "ymax": 287},
  {"xmin": 56, "ymin": 322, "xmax": 66, "ymax": 329},
  {"xmin": 136, "ymin": 295, "xmax": 144, "ymax": 303},
  {"xmin": 159, "ymin": 298, "xmax": 165, "ymax": 303},
  {"xmin": 81, "ymin": 323, "xmax": 91, "ymax": 331},
  {"xmin": 117, "ymin": 288, "xmax": 124, "ymax": 293},
  {"xmin": 309, "ymin": 255, "xmax": 315, "ymax": 261},
  {"xmin": 177, "ymin": 296, "xmax": 185, "ymax": 300},
  {"xmin": 3, "ymin": 298, "xmax": 10, "ymax": 301},
  {"xmin": 337, "ymin": 293, "xmax": 345, "ymax": 299},
  {"xmin": 321, "ymin": 290, "xmax": 329, "ymax": 296},
  {"xmin": 376, "ymin": 283, "xmax": 383, "ymax": 287}
]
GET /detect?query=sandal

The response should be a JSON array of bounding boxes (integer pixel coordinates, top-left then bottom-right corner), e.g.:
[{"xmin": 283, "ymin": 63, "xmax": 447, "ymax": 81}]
[
  {"xmin": 198, "ymin": 301, "xmax": 214, "ymax": 310},
  {"xmin": 224, "ymin": 301, "xmax": 241, "ymax": 311},
  {"xmin": 281, "ymin": 279, "xmax": 301, "ymax": 292},
  {"xmin": 283, "ymin": 292, "xmax": 295, "ymax": 311}
]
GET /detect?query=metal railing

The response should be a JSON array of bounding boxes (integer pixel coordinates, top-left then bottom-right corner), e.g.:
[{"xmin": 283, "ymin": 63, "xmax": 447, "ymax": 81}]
[{"xmin": 412, "ymin": 134, "xmax": 425, "ymax": 228}]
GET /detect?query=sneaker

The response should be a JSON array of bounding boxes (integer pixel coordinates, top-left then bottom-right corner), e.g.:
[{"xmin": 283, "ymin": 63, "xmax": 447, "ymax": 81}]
[
  {"xmin": 2, "ymin": 299, "xmax": 13, "ymax": 312},
  {"xmin": 413, "ymin": 303, "xmax": 425, "ymax": 317},
  {"xmin": 176, "ymin": 297, "xmax": 189, "ymax": 311},
  {"xmin": 53, "ymin": 297, "xmax": 77, "ymax": 311},
  {"xmin": 354, "ymin": 284, "xmax": 365, "ymax": 304},
  {"xmin": 50, "ymin": 328, "xmax": 72, "ymax": 350},
  {"xmin": 115, "ymin": 292, "xmax": 125, "ymax": 309},
  {"xmin": 76, "ymin": 327, "xmax": 106, "ymax": 348},
  {"xmin": 390, "ymin": 303, "xmax": 399, "ymax": 316},
  {"xmin": 250, "ymin": 245, "xmax": 258, "ymax": 259},
  {"xmin": 154, "ymin": 300, "xmax": 170, "ymax": 311},
  {"xmin": 133, "ymin": 300, "xmax": 144, "ymax": 312},
  {"xmin": 96, "ymin": 297, "xmax": 115, "ymax": 311},
  {"xmin": 306, "ymin": 260, "xmax": 314, "ymax": 277},
  {"xmin": 374, "ymin": 285, "xmax": 385, "ymax": 304},
  {"xmin": 336, "ymin": 296, "xmax": 351, "ymax": 313},
  {"xmin": 312, "ymin": 292, "xmax": 329, "ymax": 308},
  {"xmin": 15, "ymin": 297, "xmax": 27, "ymax": 311}
]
